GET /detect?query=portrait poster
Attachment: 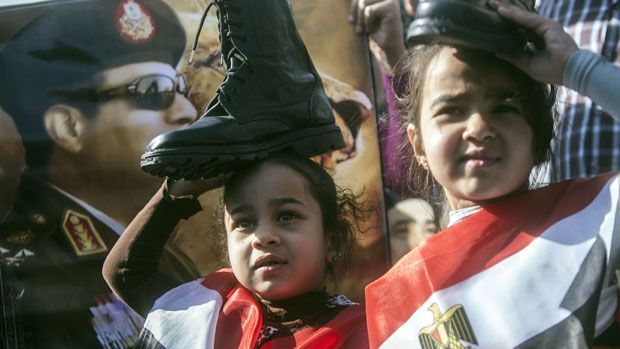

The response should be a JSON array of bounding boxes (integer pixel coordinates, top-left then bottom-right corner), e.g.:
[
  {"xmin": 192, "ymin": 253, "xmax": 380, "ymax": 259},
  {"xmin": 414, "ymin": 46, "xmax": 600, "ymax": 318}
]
[{"xmin": 0, "ymin": 0, "xmax": 390, "ymax": 347}]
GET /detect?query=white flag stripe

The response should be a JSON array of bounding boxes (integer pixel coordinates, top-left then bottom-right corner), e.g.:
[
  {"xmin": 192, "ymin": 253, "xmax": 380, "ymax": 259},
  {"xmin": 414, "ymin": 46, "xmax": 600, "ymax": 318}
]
[
  {"xmin": 599, "ymin": 174, "xmax": 620, "ymax": 265},
  {"xmin": 143, "ymin": 279, "xmax": 222, "ymax": 349},
  {"xmin": 595, "ymin": 175, "xmax": 620, "ymax": 336},
  {"xmin": 381, "ymin": 176, "xmax": 619, "ymax": 349}
]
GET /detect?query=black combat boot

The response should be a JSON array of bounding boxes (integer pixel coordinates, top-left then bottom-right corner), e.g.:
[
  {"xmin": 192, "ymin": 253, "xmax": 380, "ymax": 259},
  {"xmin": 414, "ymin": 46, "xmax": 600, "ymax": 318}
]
[
  {"xmin": 140, "ymin": 0, "xmax": 345, "ymax": 180},
  {"xmin": 407, "ymin": 0, "xmax": 535, "ymax": 53}
]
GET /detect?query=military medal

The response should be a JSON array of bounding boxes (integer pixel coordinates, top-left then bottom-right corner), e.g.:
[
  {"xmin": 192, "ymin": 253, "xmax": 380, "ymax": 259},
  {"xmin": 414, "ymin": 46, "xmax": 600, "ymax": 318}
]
[
  {"xmin": 5, "ymin": 230, "xmax": 34, "ymax": 245},
  {"xmin": 61, "ymin": 209, "xmax": 108, "ymax": 257}
]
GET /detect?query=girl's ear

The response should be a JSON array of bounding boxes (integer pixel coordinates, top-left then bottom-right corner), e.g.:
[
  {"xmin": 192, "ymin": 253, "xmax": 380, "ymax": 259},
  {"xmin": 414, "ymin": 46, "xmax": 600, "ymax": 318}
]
[
  {"xmin": 325, "ymin": 250, "xmax": 336, "ymax": 263},
  {"xmin": 407, "ymin": 123, "xmax": 429, "ymax": 169},
  {"xmin": 324, "ymin": 231, "xmax": 337, "ymax": 263},
  {"xmin": 43, "ymin": 104, "xmax": 86, "ymax": 154}
]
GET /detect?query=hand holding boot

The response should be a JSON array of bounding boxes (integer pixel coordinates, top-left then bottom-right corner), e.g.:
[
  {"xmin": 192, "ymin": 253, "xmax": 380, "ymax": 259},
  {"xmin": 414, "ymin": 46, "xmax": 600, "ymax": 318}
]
[
  {"xmin": 168, "ymin": 173, "xmax": 230, "ymax": 198},
  {"xmin": 490, "ymin": 0, "xmax": 579, "ymax": 85}
]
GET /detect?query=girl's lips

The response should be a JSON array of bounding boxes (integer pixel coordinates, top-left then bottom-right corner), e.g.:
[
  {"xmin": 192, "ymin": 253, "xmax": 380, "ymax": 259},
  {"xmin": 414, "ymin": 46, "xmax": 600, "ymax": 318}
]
[
  {"xmin": 253, "ymin": 254, "xmax": 288, "ymax": 277},
  {"xmin": 465, "ymin": 158, "xmax": 499, "ymax": 167},
  {"xmin": 462, "ymin": 149, "xmax": 500, "ymax": 165},
  {"xmin": 255, "ymin": 263, "xmax": 286, "ymax": 275},
  {"xmin": 462, "ymin": 153, "xmax": 500, "ymax": 167},
  {"xmin": 252, "ymin": 254, "xmax": 288, "ymax": 270}
]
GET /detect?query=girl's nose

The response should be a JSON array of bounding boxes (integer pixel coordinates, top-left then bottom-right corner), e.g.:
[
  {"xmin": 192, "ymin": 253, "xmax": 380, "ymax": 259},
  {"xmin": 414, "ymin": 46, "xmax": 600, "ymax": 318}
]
[
  {"xmin": 463, "ymin": 112, "xmax": 496, "ymax": 143},
  {"xmin": 251, "ymin": 224, "xmax": 282, "ymax": 248}
]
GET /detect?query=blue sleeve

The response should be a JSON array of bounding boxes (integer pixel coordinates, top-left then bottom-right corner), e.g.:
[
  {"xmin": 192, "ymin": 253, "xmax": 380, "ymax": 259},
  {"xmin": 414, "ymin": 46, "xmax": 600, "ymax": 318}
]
[{"xmin": 563, "ymin": 49, "xmax": 620, "ymax": 121}]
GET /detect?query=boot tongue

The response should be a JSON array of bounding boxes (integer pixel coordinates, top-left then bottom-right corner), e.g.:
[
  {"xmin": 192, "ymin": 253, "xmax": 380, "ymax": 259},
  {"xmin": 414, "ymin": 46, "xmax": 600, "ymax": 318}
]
[
  {"xmin": 202, "ymin": 53, "xmax": 244, "ymax": 119},
  {"xmin": 203, "ymin": 98, "xmax": 230, "ymax": 118}
]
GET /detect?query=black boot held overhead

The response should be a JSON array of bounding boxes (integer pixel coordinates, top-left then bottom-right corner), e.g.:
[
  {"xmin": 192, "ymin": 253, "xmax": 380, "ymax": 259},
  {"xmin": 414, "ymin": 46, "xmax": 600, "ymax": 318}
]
[
  {"xmin": 141, "ymin": 0, "xmax": 346, "ymax": 180},
  {"xmin": 407, "ymin": 0, "xmax": 536, "ymax": 53}
]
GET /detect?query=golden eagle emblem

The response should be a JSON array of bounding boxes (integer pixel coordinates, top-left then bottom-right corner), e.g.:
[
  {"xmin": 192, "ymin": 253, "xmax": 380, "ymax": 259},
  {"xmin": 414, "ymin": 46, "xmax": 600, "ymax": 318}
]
[{"xmin": 418, "ymin": 303, "xmax": 478, "ymax": 349}]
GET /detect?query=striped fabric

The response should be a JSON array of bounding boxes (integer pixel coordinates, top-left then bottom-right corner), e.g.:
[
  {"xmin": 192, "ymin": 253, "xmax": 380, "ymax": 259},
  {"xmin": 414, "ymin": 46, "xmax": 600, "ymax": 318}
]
[
  {"xmin": 137, "ymin": 270, "xmax": 368, "ymax": 349},
  {"xmin": 539, "ymin": 0, "xmax": 620, "ymax": 181},
  {"xmin": 365, "ymin": 173, "xmax": 620, "ymax": 348}
]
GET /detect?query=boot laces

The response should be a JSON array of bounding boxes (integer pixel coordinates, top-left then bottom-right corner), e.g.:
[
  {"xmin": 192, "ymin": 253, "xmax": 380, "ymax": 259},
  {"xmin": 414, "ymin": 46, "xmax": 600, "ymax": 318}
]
[
  {"xmin": 218, "ymin": 52, "xmax": 252, "ymax": 103},
  {"xmin": 189, "ymin": 1, "xmax": 215, "ymax": 64},
  {"xmin": 190, "ymin": 0, "xmax": 247, "ymax": 65},
  {"xmin": 190, "ymin": 0, "xmax": 252, "ymax": 104}
]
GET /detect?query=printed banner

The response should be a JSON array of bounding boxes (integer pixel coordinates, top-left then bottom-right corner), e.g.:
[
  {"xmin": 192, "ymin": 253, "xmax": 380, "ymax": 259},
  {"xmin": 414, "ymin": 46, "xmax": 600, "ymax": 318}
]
[{"xmin": 0, "ymin": 0, "xmax": 389, "ymax": 347}]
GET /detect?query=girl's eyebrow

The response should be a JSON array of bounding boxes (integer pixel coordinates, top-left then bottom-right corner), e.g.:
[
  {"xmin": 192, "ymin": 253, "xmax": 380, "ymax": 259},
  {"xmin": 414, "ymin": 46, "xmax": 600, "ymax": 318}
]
[
  {"xmin": 228, "ymin": 197, "xmax": 304, "ymax": 215},
  {"xmin": 430, "ymin": 93, "xmax": 466, "ymax": 108},
  {"xmin": 229, "ymin": 203, "xmax": 252, "ymax": 215},
  {"xmin": 431, "ymin": 88, "xmax": 520, "ymax": 108},
  {"xmin": 269, "ymin": 197, "xmax": 304, "ymax": 207},
  {"xmin": 487, "ymin": 89, "xmax": 520, "ymax": 99}
]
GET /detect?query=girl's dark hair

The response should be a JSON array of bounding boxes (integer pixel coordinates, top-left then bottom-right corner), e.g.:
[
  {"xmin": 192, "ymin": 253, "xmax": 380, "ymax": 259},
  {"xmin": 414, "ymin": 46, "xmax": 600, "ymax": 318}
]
[
  {"xmin": 215, "ymin": 153, "xmax": 366, "ymax": 282},
  {"xmin": 396, "ymin": 44, "xmax": 557, "ymax": 202}
]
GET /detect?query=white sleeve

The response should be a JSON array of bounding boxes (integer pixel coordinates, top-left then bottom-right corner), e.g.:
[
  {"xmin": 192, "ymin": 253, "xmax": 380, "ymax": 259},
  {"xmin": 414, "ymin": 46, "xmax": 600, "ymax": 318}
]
[{"xmin": 563, "ymin": 49, "xmax": 620, "ymax": 122}]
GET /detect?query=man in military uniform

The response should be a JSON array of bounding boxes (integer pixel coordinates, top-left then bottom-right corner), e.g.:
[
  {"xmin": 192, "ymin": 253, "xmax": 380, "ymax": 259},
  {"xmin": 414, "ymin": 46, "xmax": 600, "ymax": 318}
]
[
  {"xmin": 0, "ymin": 0, "xmax": 198, "ymax": 347},
  {"xmin": 0, "ymin": 111, "xmax": 24, "ymax": 226}
]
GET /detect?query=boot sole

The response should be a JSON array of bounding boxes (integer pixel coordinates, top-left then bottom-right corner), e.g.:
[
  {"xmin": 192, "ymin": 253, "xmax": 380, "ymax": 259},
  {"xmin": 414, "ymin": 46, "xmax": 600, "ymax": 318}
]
[{"xmin": 140, "ymin": 125, "xmax": 345, "ymax": 180}]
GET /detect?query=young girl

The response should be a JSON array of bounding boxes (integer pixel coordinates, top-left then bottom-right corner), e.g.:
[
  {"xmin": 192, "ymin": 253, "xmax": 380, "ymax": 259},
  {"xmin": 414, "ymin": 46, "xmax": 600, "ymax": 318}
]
[
  {"xmin": 103, "ymin": 153, "xmax": 369, "ymax": 348},
  {"xmin": 366, "ymin": 1, "xmax": 620, "ymax": 348}
]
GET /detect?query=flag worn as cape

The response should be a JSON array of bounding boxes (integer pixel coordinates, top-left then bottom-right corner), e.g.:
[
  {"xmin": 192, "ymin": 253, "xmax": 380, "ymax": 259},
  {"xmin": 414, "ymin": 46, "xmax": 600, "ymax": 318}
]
[
  {"xmin": 366, "ymin": 173, "xmax": 620, "ymax": 348},
  {"xmin": 136, "ymin": 269, "xmax": 368, "ymax": 349}
]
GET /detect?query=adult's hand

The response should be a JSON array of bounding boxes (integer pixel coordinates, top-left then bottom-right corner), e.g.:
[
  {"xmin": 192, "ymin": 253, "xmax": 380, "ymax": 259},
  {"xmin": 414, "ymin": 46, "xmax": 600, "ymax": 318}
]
[
  {"xmin": 490, "ymin": 0, "xmax": 578, "ymax": 85},
  {"xmin": 167, "ymin": 173, "xmax": 230, "ymax": 198},
  {"xmin": 349, "ymin": 0, "xmax": 407, "ymax": 74}
]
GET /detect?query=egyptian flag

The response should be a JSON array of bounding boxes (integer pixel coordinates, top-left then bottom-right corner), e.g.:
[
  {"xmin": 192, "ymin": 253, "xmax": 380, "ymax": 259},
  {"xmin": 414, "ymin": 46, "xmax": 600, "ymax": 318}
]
[
  {"xmin": 366, "ymin": 173, "xmax": 620, "ymax": 348},
  {"xmin": 135, "ymin": 269, "xmax": 367, "ymax": 349}
]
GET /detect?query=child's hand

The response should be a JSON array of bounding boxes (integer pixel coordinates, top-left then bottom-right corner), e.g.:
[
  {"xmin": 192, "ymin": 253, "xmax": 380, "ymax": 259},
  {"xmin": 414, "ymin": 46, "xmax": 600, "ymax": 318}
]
[
  {"xmin": 168, "ymin": 173, "xmax": 230, "ymax": 198},
  {"xmin": 489, "ymin": 0, "xmax": 578, "ymax": 85}
]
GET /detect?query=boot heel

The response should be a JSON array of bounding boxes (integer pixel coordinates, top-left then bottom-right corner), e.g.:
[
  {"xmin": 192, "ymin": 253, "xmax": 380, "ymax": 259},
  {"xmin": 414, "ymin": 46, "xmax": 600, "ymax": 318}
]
[{"xmin": 288, "ymin": 127, "xmax": 346, "ymax": 158}]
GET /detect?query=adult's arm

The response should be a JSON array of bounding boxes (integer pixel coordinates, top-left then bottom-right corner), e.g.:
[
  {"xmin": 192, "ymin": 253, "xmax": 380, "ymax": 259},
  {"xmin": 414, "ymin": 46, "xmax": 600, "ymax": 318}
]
[
  {"xmin": 102, "ymin": 181, "xmax": 202, "ymax": 317},
  {"xmin": 563, "ymin": 49, "xmax": 620, "ymax": 121}
]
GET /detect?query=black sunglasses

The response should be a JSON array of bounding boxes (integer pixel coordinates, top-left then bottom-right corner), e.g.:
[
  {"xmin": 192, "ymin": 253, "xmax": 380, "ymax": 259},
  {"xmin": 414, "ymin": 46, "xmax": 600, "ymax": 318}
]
[{"xmin": 94, "ymin": 74, "xmax": 188, "ymax": 110}]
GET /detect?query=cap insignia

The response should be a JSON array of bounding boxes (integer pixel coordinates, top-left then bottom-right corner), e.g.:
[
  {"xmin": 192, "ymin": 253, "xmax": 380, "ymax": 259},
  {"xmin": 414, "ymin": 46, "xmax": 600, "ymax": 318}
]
[
  {"xmin": 116, "ymin": 0, "xmax": 155, "ymax": 43},
  {"xmin": 62, "ymin": 209, "xmax": 108, "ymax": 257}
]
